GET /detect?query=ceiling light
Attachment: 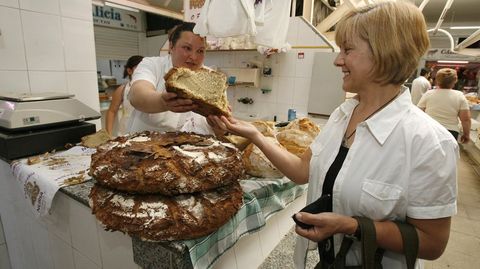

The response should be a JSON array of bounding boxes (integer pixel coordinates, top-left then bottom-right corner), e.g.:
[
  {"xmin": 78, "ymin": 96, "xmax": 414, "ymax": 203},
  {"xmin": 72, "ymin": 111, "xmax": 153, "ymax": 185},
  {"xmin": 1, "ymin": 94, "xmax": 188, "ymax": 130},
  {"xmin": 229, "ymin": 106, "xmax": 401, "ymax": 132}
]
[
  {"xmin": 105, "ymin": 2, "xmax": 139, "ymax": 12},
  {"xmin": 449, "ymin": 26, "xmax": 480, "ymax": 30},
  {"xmin": 437, "ymin": 60, "xmax": 469, "ymax": 64}
]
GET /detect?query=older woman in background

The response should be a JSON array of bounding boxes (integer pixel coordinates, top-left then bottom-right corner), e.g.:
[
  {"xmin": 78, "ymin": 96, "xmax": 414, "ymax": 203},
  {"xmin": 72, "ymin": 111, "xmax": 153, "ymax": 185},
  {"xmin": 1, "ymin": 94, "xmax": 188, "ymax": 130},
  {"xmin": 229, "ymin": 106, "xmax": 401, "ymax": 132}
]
[{"xmin": 418, "ymin": 68, "xmax": 471, "ymax": 143}]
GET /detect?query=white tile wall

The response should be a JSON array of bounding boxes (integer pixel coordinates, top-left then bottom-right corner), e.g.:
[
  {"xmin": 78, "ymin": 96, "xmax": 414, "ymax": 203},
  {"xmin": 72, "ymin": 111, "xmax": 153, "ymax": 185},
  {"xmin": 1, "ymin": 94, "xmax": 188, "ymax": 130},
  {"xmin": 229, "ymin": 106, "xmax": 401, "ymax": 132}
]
[
  {"xmin": 66, "ymin": 71, "xmax": 101, "ymax": 111},
  {"xmin": 62, "ymin": 17, "xmax": 96, "ymax": 71},
  {"xmin": 49, "ymin": 232, "xmax": 75, "ymax": 269},
  {"xmin": 0, "ymin": 244, "xmax": 11, "ymax": 269},
  {"xmin": 0, "ymin": 0, "xmax": 18, "ymax": 8},
  {"xmin": 30, "ymin": 217, "xmax": 55, "ymax": 269},
  {"xmin": 233, "ymin": 233, "xmax": 264, "ymax": 269},
  {"xmin": 293, "ymin": 77, "xmax": 312, "ymax": 107},
  {"xmin": 0, "ymin": 71, "xmax": 29, "ymax": 94},
  {"xmin": 257, "ymin": 214, "xmax": 281, "ymax": 258},
  {"xmin": 212, "ymin": 246, "xmax": 236, "ymax": 269},
  {"xmin": 0, "ymin": 216, "xmax": 5, "ymax": 245},
  {"xmin": 0, "ymin": 6, "xmax": 27, "ymax": 70},
  {"xmin": 28, "ymin": 71, "xmax": 68, "ymax": 93},
  {"xmin": 69, "ymin": 198, "xmax": 102, "ymax": 266},
  {"xmin": 19, "ymin": 0, "xmax": 59, "ymax": 15},
  {"xmin": 21, "ymin": 10, "xmax": 65, "ymax": 71},
  {"xmin": 59, "ymin": 0, "xmax": 92, "ymax": 21},
  {"xmin": 97, "ymin": 223, "xmax": 138, "ymax": 269},
  {"xmin": 276, "ymin": 76, "xmax": 295, "ymax": 105},
  {"xmin": 45, "ymin": 192, "xmax": 72, "ymax": 245},
  {"xmin": 73, "ymin": 249, "xmax": 101, "ymax": 269}
]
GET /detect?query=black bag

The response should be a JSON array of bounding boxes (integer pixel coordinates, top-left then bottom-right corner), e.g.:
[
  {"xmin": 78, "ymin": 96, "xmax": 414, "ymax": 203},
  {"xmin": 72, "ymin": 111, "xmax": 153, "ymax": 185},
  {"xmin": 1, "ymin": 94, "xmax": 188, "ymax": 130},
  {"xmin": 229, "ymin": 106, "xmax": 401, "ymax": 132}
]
[{"xmin": 315, "ymin": 217, "xmax": 419, "ymax": 269}]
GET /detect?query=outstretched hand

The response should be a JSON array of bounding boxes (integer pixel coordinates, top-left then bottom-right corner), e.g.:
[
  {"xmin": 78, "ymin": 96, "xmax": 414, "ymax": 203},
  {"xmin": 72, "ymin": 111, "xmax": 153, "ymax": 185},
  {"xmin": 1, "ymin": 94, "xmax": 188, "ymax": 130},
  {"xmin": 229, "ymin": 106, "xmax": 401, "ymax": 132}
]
[
  {"xmin": 161, "ymin": 92, "xmax": 197, "ymax": 113},
  {"xmin": 208, "ymin": 115, "xmax": 260, "ymax": 140},
  {"xmin": 459, "ymin": 134, "xmax": 470, "ymax": 144},
  {"xmin": 294, "ymin": 212, "xmax": 357, "ymax": 242}
]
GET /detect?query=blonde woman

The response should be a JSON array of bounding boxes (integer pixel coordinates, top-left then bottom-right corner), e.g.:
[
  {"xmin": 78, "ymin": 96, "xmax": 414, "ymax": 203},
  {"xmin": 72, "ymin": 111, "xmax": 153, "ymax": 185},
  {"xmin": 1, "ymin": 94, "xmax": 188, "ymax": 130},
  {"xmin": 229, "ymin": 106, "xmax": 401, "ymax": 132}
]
[
  {"xmin": 210, "ymin": 1, "xmax": 457, "ymax": 268},
  {"xmin": 418, "ymin": 68, "xmax": 471, "ymax": 143}
]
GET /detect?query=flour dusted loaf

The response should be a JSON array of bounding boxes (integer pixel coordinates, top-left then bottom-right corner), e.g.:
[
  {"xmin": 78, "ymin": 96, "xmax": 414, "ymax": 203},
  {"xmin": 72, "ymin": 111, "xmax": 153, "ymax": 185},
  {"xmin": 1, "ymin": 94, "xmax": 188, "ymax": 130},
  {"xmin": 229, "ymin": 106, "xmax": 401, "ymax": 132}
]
[
  {"xmin": 89, "ymin": 182, "xmax": 243, "ymax": 241},
  {"xmin": 276, "ymin": 118, "xmax": 320, "ymax": 157},
  {"xmin": 165, "ymin": 67, "xmax": 230, "ymax": 117},
  {"xmin": 89, "ymin": 131, "xmax": 245, "ymax": 195}
]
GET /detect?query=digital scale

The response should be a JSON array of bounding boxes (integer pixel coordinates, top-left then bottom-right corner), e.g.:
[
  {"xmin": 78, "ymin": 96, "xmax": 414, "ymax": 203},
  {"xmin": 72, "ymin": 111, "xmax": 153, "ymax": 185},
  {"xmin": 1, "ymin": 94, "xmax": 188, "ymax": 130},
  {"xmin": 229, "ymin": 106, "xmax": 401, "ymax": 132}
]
[{"xmin": 0, "ymin": 92, "xmax": 100, "ymax": 160}]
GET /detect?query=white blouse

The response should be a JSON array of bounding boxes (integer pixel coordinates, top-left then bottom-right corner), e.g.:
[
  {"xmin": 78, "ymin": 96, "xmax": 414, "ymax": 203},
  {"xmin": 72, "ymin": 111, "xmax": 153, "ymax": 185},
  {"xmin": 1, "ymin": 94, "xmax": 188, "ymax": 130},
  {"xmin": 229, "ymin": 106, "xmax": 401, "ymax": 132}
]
[{"xmin": 295, "ymin": 87, "xmax": 458, "ymax": 269}]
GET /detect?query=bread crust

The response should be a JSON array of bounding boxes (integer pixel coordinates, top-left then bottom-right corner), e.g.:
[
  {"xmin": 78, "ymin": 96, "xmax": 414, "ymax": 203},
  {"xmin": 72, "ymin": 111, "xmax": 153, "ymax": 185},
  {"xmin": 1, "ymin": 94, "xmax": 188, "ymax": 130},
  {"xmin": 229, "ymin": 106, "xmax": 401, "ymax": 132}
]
[
  {"xmin": 165, "ymin": 67, "xmax": 231, "ymax": 117},
  {"xmin": 89, "ymin": 131, "xmax": 245, "ymax": 195},
  {"xmin": 89, "ymin": 182, "xmax": 243, "ymax": 241}
]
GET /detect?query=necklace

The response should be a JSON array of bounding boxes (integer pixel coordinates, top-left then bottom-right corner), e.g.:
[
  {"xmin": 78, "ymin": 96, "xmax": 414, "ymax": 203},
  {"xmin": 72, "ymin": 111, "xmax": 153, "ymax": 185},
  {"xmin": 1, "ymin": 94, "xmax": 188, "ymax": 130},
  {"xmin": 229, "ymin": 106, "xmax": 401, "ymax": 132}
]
[{"xmin": 343, "ymin": 90, "xmax": 401, "ymax": 146}]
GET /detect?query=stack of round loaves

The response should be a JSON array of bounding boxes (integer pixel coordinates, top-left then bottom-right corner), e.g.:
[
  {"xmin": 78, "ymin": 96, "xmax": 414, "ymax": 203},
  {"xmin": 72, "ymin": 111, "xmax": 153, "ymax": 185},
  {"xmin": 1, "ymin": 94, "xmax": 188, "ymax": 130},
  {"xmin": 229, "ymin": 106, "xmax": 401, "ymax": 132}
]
[{"xmin": 88, "ymin": 131, "xmax": 245, "ymax": 241}]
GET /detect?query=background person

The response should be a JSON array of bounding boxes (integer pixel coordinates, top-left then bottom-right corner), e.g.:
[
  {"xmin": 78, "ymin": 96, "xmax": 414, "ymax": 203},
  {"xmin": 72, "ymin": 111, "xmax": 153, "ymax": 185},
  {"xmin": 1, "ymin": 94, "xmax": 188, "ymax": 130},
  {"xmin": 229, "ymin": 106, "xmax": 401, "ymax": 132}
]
[
  {"xmin": 210, "ymin": 2, "xmax": 458, "ymax": 268},
  {"xmin": 105, "ymin": 55, "xmax": 144, "ymax": 136},
  {"xmin": 418, "ymin": 68, "xmax": 471, "ymax": 143},
  {"xmin": 127, "ymin": 22, "xmax": 219, "ymax": 135},
  {"xmin": 411, "ymin": 67, "xmax": 431, "ymax": 105}
]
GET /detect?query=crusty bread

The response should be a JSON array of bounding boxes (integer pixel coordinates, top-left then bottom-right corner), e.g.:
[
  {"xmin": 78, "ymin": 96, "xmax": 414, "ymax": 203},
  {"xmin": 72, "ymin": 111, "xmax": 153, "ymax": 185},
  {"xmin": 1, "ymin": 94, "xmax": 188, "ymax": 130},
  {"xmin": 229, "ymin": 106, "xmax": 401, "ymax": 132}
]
[
  {"xmin": 165, "ymin": 67, "xmax": 230, "ymax": 117},
  {"xmin": 276, "ymin": 129, "xmax": 314, "ymax": 157},
  {"xmin": 89, "ymin": 131, "xmax": 245, "ymax": 195},
  {"xmin": 81, "ymin": 129, "xmax": 112, "ymax": 148},
  {"xmin": 278, "ymin": 118, "xmax": 320, "ymax": 138},
  {"xmin": 251, "ymin": 120, "xmax": 277, "ymax": 137},
  {"xmin": 89, "ymin": 182, "xmax": 243, "ymax": 241},
  {"xmin": 242, "ymin": 136, "xmax": 284, "ymax": 178}
]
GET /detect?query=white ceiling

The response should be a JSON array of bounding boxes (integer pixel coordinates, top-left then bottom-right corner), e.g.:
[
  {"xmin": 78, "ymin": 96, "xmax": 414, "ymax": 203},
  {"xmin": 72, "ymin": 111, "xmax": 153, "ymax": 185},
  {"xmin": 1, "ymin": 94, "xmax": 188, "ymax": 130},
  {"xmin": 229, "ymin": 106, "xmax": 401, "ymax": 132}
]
[{"xmin": 412, "ymin": 0, "xmax": 480, "ymax": 25}]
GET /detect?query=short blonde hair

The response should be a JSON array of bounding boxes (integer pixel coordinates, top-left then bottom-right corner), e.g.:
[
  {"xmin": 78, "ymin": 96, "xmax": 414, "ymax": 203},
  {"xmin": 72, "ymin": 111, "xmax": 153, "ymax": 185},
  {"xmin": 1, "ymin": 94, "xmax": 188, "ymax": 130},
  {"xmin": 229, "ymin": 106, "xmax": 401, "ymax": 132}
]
[
  {"xmin": 435, "ymin": 68, "xmax": 457, "ymax": 89},
  {"xmin": 335, "ymin": 1, "xmax": 430, "ymax": 85}
]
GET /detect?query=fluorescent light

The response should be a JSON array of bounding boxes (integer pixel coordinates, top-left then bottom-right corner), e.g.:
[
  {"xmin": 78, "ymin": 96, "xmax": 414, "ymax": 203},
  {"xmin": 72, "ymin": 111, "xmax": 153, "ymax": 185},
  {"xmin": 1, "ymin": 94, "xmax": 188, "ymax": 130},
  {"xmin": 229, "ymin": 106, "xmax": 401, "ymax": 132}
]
[
  {"xmin": 450, "ymin": 26, "xmax": 480, "ymax": 30},
  {"xmin": 105, "ymin": 2, "xmax": 139, "ymax": 12},
  {"xmin": 437, "ymin": 60, "xmax": 469, "ymax": 64}
]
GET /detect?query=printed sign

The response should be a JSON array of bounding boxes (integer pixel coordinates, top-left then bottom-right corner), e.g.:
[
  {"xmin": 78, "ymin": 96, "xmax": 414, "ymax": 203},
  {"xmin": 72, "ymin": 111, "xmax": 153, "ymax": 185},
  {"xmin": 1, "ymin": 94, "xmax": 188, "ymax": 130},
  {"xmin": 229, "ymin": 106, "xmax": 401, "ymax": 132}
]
[{"xmin": 92, "ymin": 5, "xmax": 143, "ymax": 31}]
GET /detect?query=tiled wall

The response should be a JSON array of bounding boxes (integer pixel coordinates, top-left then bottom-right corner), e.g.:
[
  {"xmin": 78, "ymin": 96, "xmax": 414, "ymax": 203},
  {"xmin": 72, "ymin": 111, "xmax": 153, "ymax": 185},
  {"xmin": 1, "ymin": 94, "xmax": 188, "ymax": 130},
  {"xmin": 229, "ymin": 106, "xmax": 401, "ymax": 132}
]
[
  {"xmin": 0, "ymin": 0, "xmax": 100, "ymax": 128},
  {"xmin": 0, "ymin": 159, "xmax": 141, "ymax": 269},
  {"xmin": 204, "ymin": 17, "xmax": 333, "ymax": 122},
  {"xmin": 0, "ymin": 215, "xmax": 11, "ymax": 269}
]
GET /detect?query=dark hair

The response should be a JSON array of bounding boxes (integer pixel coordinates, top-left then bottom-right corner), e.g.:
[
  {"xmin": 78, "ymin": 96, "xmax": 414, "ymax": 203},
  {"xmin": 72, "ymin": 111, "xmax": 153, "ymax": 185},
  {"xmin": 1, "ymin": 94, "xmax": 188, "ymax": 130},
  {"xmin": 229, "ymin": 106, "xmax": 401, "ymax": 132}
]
[
  {"xmin": 123, "ymin": 55, "xmax": 144, "ymax": 78},
  {"xmin": 168, "ymin": 22, "xmax": 197, "ymax": 46},
  {"xmin": 420, "ymin": 68, "xmax": 430, "ymax": 76}
]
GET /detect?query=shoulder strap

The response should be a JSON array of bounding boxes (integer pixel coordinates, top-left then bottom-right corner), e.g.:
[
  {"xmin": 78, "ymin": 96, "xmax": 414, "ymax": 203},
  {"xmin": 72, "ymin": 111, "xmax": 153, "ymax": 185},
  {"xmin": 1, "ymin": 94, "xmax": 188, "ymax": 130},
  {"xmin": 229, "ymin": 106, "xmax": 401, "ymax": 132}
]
[{"xmin": 394, "ymin": 221, "xmax": 419, "ymax": 269}]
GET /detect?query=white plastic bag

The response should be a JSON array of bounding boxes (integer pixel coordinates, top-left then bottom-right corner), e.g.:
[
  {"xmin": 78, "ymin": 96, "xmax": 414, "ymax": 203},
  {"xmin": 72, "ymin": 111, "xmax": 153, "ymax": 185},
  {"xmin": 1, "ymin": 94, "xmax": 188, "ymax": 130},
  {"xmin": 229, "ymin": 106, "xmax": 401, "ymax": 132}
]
[{"xmin": 194, "ymin": 0, "xmax": 256, "ymax": 38}]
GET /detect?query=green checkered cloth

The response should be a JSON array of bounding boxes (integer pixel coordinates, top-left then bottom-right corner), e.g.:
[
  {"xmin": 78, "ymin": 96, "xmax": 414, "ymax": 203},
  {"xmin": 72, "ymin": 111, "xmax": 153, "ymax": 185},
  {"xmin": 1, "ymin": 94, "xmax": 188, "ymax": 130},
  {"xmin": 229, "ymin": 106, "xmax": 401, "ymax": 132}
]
[{"xmin": 183, "ymin": 177, "xmax": 307, "ymax": 269}]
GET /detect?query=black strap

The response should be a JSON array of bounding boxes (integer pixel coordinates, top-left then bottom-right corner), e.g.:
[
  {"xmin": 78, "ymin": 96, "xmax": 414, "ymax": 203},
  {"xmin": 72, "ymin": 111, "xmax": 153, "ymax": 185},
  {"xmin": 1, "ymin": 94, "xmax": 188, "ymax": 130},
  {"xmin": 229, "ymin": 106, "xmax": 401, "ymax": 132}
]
[{"xmin": 394, "ymin": 221, "xmax": 419, "ymax": 269}]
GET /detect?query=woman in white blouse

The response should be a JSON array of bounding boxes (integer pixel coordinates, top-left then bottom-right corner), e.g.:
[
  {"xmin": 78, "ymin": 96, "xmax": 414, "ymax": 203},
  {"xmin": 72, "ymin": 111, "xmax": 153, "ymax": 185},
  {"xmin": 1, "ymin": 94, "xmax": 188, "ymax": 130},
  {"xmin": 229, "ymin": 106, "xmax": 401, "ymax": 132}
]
[{"xmin": 210, "ymin": 2, "xmax": 457, "ymax": 268}]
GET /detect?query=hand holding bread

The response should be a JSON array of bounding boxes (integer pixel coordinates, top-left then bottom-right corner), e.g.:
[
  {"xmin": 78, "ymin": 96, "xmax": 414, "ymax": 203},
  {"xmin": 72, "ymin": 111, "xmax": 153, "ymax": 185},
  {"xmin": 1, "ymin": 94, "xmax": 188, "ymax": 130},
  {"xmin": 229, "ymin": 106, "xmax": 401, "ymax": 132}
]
[{"xmin": 160, "ymin": 92, "xmax": 197, "ymax": 113}]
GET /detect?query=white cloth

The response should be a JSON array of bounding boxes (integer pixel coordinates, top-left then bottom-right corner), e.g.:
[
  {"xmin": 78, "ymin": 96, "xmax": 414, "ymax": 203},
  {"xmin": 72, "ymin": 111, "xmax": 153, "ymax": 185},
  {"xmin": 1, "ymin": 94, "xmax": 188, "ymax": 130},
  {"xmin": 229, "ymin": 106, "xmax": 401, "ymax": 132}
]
[
  {"xmin": 194, "ymin": 0, "xmax": 256, "ymax": 38},
  {"xmin": 10, "ymin": 146, "xmax": 95, "ymax": 217},
  {"xmin": 417, "ymin": 89, "xmax": 470, "ymax": 133},
  {"xmin": 410, "ymin": 76, "xmax": 431, "ymax": 105},
  {"xmin": 294, "ymin": 87, "xmax": 458, "ymax": 269},
  {"xmin": 117, "ymin": 81, "xmax": 134, "ymax": 136},
  {"xmin": 128, "ymin": 55, "xmax": 213, "ymax": 135}
]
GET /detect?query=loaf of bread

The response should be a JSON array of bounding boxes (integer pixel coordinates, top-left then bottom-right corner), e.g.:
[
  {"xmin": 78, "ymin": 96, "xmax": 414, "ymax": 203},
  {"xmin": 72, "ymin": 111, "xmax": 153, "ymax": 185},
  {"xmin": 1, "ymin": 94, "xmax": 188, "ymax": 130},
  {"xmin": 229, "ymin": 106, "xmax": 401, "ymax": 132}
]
[
  {"xmin": 165, "ymin": 67, "xmax": 230, "ymax": 117},
  {"xmin": 81, "ymin": 129, "xmax": 112, "ymax": 148},
  {"xmin": 278, "ymin": 118, "xmax": 320, "ymax": 138},
  {"xmin": 276, "ymin": 129, "xmax": 314, "ymax": 157},
  {"xmin": 242, "ymin": 136, "xmax": 284, "ymax": 178},
  {"xmin": 276, "ymin": 118, "xmax": 320, "ymax": 157},
  {"xmin": 90, "ymin": 131, "xmax": 245, "ymax": 195},
  {"xmin": 89, "ymin": 182, "xmax": 243, "ymax": 241},
  {"xmin": 251, "ymin": 120, "xmax": 277, "ymax": 137}
]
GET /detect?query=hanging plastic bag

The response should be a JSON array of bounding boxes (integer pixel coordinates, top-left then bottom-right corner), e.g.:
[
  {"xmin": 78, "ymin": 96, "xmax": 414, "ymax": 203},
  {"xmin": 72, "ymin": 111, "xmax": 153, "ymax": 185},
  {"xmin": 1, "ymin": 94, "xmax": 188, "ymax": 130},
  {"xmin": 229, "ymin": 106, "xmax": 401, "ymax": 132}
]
[{"xmin": 194, "ymin": 0, "xmax": 256, "ymax": 38}]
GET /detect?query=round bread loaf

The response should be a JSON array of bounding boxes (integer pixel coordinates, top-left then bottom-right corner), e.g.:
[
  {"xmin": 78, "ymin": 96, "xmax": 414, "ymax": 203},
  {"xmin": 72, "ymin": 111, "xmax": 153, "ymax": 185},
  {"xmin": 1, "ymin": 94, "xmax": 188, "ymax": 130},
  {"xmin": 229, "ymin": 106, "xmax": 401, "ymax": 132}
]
[
  {"xmin": 276, "ymin": 129, "xmax": 315, "ymax": 157},
  {"xmin": 242, "ymin": 136, "xmax": 284, "ymax": 178},
  {"xmin": 89, "ymin": 183, "xmax": 243, "ymax": 241},
  {"xmin": 90, "ymin": 131, "xmax": 245, "ymax": 195},
  {"xmin": 279, "ymin": 118, "xmax": 320, "ymax": 138}
]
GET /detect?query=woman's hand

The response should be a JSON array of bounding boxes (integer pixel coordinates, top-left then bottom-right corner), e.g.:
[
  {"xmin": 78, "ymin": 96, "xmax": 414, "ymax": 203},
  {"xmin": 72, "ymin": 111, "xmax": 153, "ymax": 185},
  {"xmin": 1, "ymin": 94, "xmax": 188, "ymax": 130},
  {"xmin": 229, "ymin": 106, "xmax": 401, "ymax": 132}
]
[
  {"xmin": 161, "ymin": 92, "xmax": 197, "ymax": 113},
  {"xmin": 294, "ymin": 212, "xmax": 357, "ymax": 242},
  {"xmin": 208, "ymin": 115, "xmax": 261, "ymax": 141}
]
